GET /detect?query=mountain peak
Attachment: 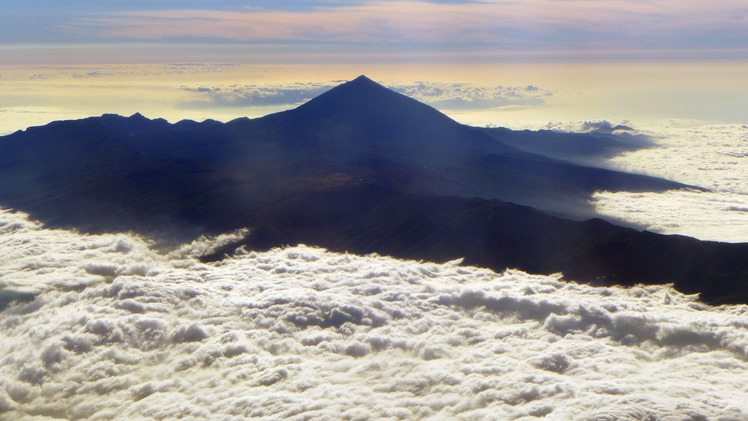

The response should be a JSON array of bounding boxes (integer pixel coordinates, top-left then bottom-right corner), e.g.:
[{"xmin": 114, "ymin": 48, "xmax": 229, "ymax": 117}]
[
  {"xmin": 333, "ymin": 75, "xmax": 391, "ymax": 96},
  {"xmin": 294, "ymin": 74, "xmax": 431, "ymax": 119},
  {"xmin": 271, "ymin": 74, "xmax": 518, "ymax": 165},
  {"xmin": 350, "ymin": 74, "xmax": 377, "ymax": 85}
]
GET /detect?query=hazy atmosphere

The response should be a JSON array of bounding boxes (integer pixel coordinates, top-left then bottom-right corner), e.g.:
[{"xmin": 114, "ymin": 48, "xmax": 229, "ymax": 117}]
[{"xmin": 1, "ymin": 1, "xmax": 747, "ymax": 420}]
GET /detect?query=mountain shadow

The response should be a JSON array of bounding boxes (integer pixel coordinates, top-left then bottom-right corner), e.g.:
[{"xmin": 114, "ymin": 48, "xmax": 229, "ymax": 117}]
[
  {"xmin": 479, "ymin": 126, "xmax": 656, "ymax": 167},
  {"xmin": 0, "ymin": 75, "xmax": 745, "ymax": 304},
  {"xmin": 203, "ymin": 183, "xmax": 748, "ymax": 305}
]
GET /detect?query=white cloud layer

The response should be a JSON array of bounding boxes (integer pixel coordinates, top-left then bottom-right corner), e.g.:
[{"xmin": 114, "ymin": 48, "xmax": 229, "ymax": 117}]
[
  {"xmin": 593, "ymin": 189, "xmax": 748, "ymax": 243},
  {"xmin": 606, "ymin": 124, "xmax": 748, "ymax": 195},
  {"xmin": 390, "ymin": 81, "xmax": 549, "ymax": 110},
  {"xmin": 593, "ymin": 124, "xmax": 748, "ymax": 242},
  {"xmin": 181, "ymin": 82, "xmax": 335, "ymax": 108},
  {"xmin": 1, "ymin": 208, "xmax": 748, "ymax": 420}
]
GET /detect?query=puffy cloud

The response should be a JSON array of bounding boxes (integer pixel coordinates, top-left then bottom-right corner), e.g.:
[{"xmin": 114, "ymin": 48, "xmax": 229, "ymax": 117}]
[
  {"xmin": 538, "ymin": 120, "xmax": 636, "ymax": 134},
  {"xmin": 1, "ymin": 208, "xmax": 748, "ymax": 419},
  {"xmin": 390, "ymin": 81, "xmax": 549, "ymax": 110},
  {"xmin": 181, "ymin": 83, "xmax": 335, "ymax": 108},
  {"xmin": 578, "ymin": 120, "xmax": 634, "ymax": 134}
]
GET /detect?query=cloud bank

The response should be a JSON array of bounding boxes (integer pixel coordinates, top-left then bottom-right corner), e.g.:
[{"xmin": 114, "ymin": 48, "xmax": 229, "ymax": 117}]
[
  {"xmin": 1, "ymin": 208, "xmax": 747, "ymax": 420},
  {"xmin": 180, "ymin": 81, "xmax": 550, "ymax": 111},
  {"xmin": 390, "ymin": 82, "xmax": 549, "ymax": 110},
  {"xmin": 606, "ymin": 124, "xmax": 748, "ymax": 195},
  {"xmin": 593, "ymin": 189, "xmax": 748, "ymax": 243},
  {"xmin": 181, "ymin": 82, "xmax": 335, "ymax": 108},
  {"xmin": 593, "ymin": 124, "xmax": 748, "ymax": 242}
]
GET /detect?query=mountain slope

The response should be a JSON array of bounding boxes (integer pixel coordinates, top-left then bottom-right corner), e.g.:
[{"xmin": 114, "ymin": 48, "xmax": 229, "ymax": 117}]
[
  {"xmin": 3, "ymin": 76, "xmax": 693, "ymax": 220},
  {"xmin": 0, "ymin": 117, "xmax": 213, "ymax": 234},
  {"xmin": 256, "ymin": 75, "xmax": 517, "ymax": 162}
]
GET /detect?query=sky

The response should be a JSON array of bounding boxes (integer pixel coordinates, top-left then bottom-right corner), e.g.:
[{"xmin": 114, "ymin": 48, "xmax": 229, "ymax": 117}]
[
  {"xmin": 1, "ymin": 0, "xmax": 747, "ymax": 64},
  {"xmin": 0, "ymin": 0, "xmax": 745, "ymax": 129}
]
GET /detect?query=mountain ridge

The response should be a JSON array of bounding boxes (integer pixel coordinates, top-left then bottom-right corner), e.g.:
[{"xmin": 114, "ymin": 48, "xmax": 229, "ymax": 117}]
[
  {"xmin": 0, "ymin": 75, "xmax": 699, "ymax": 221},
  {"xmin": 0, "ymin": 75, "xmax": 745, "ymax": 304}
]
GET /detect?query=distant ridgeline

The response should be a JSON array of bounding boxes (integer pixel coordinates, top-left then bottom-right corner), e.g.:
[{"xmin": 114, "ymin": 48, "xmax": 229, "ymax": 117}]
[{"xmin": 1, "ymin": 75, "xmax": 746, "ymax": 304}]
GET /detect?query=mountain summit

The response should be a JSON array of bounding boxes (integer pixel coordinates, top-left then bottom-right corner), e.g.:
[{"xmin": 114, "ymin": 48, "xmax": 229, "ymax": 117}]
[
  {"xmin": 228, "ymin": 74, "xmax": 516, "ymax": 170},
  {"xmin": 292, "ymin": 74, "xmax": 461, "ymax": 127}
]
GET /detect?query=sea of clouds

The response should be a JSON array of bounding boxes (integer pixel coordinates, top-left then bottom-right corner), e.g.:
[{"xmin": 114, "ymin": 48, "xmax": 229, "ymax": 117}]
[
  {"xmin": 592, "ymin": 124, "xmax": 748, "ymax": 242},
  {"xmin": 2, "ymin": 208, "xmax": 748, "ymax": 420}
]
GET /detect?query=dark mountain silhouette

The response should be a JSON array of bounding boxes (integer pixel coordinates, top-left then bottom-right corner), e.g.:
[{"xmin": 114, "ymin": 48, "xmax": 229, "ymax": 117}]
[
  {"xmin": 0, "ymin": 75, "xmax": 745, "ymax": 304},
  {"xmin": 215, "ymin": 76, "xmax": 693, "ymax": 215},
  {"xmin": 202, "ymin": 184, "xmax": 748, "ymax": 305}
]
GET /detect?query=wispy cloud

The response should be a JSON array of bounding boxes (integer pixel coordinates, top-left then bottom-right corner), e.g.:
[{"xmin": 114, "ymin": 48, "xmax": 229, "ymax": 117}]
[{"xmin": 66, "ymin": 0, "xmax": 748, "ymax": 52}]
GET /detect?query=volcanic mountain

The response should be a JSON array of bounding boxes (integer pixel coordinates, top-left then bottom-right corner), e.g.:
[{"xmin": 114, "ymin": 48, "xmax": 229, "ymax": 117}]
[{"xmin": 0, "ymin": 75, "xmax": 746, "ymax": 304}]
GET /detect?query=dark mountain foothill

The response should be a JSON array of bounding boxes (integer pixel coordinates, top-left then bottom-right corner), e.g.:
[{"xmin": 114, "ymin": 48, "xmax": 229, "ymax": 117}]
[{"xmin": 0, "ymin": 75, "xmax": 745, "ymax": 304}]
